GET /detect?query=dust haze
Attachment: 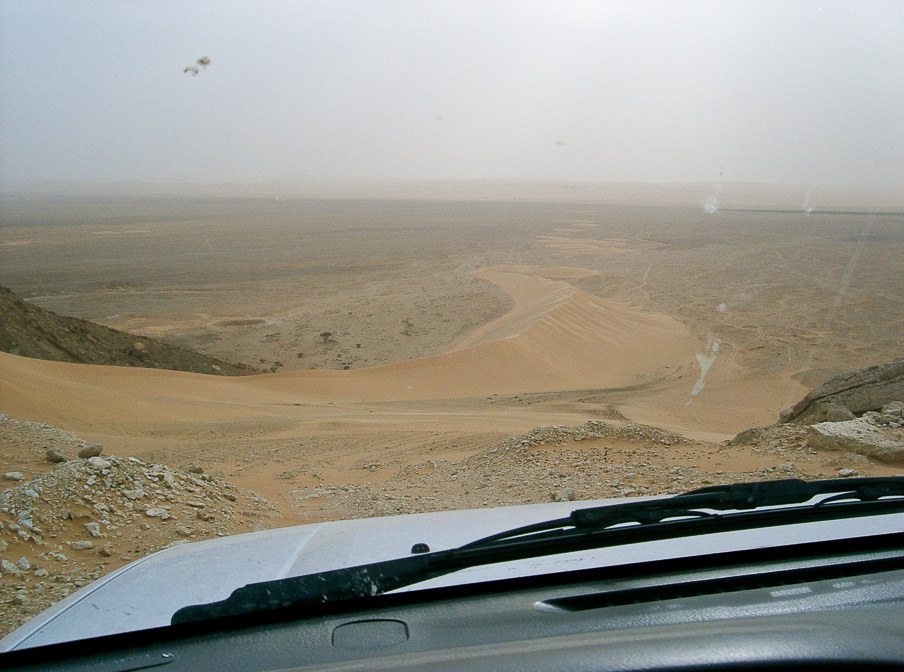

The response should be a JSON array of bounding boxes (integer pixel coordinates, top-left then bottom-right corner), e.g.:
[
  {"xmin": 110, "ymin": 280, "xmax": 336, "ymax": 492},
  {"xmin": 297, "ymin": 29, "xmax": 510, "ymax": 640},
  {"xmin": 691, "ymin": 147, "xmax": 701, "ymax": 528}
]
[
  {"xmin": 2, "ymin": 2, "xmax": 903, "ymax": 188},
  {"xmin": 2, "ymin": 0, "xmax": 904, "ymax": 636}
]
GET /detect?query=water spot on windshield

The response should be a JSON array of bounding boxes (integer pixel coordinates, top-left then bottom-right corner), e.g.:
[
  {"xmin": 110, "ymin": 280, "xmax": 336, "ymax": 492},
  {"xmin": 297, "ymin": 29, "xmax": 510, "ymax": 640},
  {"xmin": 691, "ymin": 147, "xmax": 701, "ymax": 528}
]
[
  {"xmin": 802, "ymin": 189, "xmax": 814, "ymax": 215},
  {"xmin": 686, "ymin": 335, "xmax": 721, "ymax": 406},
  {"xmin": 703, "ymin": 179, "xmax": 723, "ymax": 213}
]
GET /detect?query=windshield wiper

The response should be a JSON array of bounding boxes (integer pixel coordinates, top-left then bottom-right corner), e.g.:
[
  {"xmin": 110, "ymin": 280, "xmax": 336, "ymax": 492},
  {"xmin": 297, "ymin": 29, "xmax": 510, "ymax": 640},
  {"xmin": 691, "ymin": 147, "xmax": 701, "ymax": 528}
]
[{"xmin": 172, "ymin": 477, "xmax": 904, "ymax": 625}]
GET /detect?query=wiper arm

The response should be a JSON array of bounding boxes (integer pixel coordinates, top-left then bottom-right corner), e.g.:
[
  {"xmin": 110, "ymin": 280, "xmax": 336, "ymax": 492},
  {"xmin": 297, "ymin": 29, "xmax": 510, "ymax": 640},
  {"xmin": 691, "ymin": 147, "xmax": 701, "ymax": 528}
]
[
  {"xmin": 462, "ymin": 477, "xmax": 904, "ymax": 549},
  {"xmin": 171, "ymin": 477, "xmax": 904, "ymax": 626}
]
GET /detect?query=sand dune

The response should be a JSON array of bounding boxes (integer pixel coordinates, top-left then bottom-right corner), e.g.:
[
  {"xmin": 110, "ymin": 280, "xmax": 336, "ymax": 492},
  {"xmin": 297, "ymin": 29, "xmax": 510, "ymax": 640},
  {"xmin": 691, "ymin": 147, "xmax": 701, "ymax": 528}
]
[
  {"xmin": 222, "ymin": 267, "xmax": 701, "ymax": 401},
  {"xmin": 447, "ymin": 268, "xmax": 575, "ymax": 350},
  {"xmin": 448, "ymin": 266, "xmax": 601, "ymax": 350},
  {"xmin": 0, "ymin": 351, "xmax": 294, "ymax": 430},
  {"xmin": 1, "ymin": 266, "xmax": 702, "ymax": 425}
]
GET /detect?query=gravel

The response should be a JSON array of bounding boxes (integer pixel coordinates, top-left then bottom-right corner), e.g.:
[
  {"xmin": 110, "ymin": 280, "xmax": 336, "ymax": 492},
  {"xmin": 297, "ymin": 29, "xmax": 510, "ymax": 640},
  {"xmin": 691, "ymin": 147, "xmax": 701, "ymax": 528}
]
[{"xmin": 0, "ymin": 450, "xmax": 279, "ymax": 638}]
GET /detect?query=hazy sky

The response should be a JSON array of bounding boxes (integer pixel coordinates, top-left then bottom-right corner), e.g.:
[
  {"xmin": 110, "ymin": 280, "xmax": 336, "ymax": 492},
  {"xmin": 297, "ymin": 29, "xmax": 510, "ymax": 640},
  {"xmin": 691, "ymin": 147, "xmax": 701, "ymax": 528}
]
[{"xmin": 2, "ymin": 0, "xmax": 903, "ymax": 188}]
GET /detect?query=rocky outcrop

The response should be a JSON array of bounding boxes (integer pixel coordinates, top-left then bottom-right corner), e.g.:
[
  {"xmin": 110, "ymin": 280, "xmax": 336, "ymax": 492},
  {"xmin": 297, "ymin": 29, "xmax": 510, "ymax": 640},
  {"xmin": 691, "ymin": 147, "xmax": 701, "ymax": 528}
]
[
  {"xmin": 806, "ymin": 405, "xmax": 904, "ymax": 465},
  {"xmin": 779, "ymin": 358, "xmax": 904, "ymax": 425},
  {"xmin": 729, "ymin": 423, "xmax": 810, "ymax": 447},
  {"xmin": 0, "ymin": 285, "xmax": 258, "ymax": 375}
]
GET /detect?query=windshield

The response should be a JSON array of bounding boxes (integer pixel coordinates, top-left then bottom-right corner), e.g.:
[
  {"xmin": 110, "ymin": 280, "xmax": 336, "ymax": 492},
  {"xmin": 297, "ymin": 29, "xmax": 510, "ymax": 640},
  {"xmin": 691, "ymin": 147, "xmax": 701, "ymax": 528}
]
[{"xmin": 0, "ymin": 0, "xmax": 902, "ymax": 644}]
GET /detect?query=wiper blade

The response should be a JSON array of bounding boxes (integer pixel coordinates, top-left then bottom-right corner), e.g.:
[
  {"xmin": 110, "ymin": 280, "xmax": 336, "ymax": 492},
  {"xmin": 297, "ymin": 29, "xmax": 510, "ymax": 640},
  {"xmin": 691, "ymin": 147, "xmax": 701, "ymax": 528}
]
[
  {"xmin": 463, "ymin": 477, "xmax": 904, "ymax": 549},
  {"xmin": 171, "ymin": 477, "xmax": 904, "ymax": 625}
]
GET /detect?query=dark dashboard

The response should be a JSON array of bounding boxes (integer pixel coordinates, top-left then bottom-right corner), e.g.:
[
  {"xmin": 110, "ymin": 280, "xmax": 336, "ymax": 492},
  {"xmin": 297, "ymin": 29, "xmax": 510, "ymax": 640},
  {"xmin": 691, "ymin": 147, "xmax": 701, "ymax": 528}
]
[{"xmin": 4, "ymin": 533, "xmax": 904, "ymax": 672}]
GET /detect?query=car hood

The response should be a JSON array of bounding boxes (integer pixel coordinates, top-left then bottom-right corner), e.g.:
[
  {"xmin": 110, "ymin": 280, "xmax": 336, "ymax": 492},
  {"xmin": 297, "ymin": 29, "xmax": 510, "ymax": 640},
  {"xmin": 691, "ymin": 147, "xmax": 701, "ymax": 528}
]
[{"xmin": 3, "ymin": 495, "xmax": 901, "ymax": 650}]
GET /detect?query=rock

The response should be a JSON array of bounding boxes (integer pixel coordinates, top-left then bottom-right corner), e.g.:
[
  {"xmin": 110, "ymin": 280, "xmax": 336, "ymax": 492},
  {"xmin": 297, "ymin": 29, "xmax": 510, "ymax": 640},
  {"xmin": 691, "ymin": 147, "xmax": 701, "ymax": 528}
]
[
  {"xmin": 824, "ymin": 403, "xmax": 856, "ymax": 423},
  {"xmin": 0, "ymin": 539, "xmax": 7, "ymax": 552},
  {"xmin": 838, "ymin": 468, "xmax": 857, "ymax": 477},
  {"xmin": 71, "ymin": 541, "xmax": 93, "ymax": 550},
  {"xmin": 86, "ymin": 456, "xmax": 111, "ymax": 470},
  {"xmin": 552, "ymin": 488, "xmax": 575, "ymax": 502},
  {"xmin": 3, "ymin": 472, "xmax": 25, "ymax": 481},
  {"xmin": 24, "ymin": 488, "xmax": 39, "ymax": 498},
  {"xmin": 145, "ymin": 508, "xmax": 168, "ymax": 518},
  {"xmin": 729, "ymin": 426, "xmax": 769, "ymax": 445},
  {"xmin": 175, "ymin": 526, "xmax": 193, "ymax": 537},
  {"xmin": 882, "ymin": 401, "xmax": 904, "ymax": 417},
  {"xmin": 780, "ymin": 358, "xmax": 904, "ymax": 424},
  {"xmin": 16, "ymin": 557, "xmax": 31, "ymax": 571},
  {"xmin": 84, "ymin": 522, "xmax": 104, "ymax": 538},
  {"xmin": 807, "ymin": 418, "xmax": 904, "ymax": 464},
  {"xmin": 186, "ymin": 465, "xmax": 204, "ymax": 474},
  {"xmin": 1, "ymin": 558, "xmax": 21, "ymax": 575},
  {"xmin": 45, "ymin": 447, "xmax": 68, "ymax": 463},
  {"xmin": 78, "ymin": 444, "xmax": 103, "ymax": 458},
  {"xmin": 782, "ymin": 400, "xmax": 855, "ymax": 424},
  {"xmin": 122, "ymin": 489, "xmax": 144, "ymax": 500}
]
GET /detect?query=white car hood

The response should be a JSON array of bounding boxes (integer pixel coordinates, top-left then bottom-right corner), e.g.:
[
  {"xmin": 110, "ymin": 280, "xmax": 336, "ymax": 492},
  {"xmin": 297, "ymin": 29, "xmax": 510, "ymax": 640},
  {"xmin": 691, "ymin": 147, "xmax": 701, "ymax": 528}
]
[{"xmin": 3, "ymin": 496, "xmax": 900, "ymax": 650}]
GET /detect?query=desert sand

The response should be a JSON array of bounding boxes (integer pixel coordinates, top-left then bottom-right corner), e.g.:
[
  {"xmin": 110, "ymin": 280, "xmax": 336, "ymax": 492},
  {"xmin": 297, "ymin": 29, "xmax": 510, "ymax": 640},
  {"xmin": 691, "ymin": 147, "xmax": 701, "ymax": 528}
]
[
  {"xmin": 1, "ymin": 186, "xmax": 903, "ymax": 523},
  {"xmin": 2, "ymin": 185, "xmax": 903, "ymax": 634}
]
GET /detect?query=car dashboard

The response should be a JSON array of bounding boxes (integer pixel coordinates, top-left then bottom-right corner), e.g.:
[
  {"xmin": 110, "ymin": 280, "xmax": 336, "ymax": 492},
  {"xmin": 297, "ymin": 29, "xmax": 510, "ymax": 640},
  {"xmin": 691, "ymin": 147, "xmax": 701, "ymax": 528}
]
[{"xmin": 3, "ymin": 532, "xmax": 903, "ymax": 671}]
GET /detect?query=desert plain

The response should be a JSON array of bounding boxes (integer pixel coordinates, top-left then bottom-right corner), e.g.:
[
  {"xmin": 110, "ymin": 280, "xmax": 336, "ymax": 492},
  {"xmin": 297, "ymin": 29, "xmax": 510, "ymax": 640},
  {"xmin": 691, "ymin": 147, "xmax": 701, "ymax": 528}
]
[{"xmin": 1, "ymin": 183, "xmax": 903, "ymax": 633}]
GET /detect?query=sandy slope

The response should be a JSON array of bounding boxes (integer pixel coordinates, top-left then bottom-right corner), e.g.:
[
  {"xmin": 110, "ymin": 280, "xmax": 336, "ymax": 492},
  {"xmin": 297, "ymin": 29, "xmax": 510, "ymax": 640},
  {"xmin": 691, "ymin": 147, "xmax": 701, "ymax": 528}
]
[
  {"xmin": 0, "ymin": 263, "xmax": 812, "ymax": 460},
  {"xmin": 447, "ymin": 268, "xmax": 575, "ymax": 350},
  {"xmin": 1, "ymin": 266, "xmax": 701, "ymax": 415},
  {"xmin": 255, "ymin": 266, "xmax": 701, "ymax": 401}
]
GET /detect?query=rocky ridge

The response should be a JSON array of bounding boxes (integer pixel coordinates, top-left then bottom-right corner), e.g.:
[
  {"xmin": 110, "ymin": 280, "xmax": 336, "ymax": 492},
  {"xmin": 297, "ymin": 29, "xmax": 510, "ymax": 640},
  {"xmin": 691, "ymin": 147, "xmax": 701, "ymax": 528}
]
[
  {"xmin": 741, "ymin": 397, "xmax": 904, "ymax": 466},
  {"xmin": 807, "ymin": 403, "xmax": 904, "ymax": 464},
  {"xmin": 0, "ymin": 285, "xmax": 258, "ymax": 375},
  {"xmin": 286, "ymin": 420, "xmax": 863, "ymax": 521},
  {"xmin": 780, "ymin": 357, "xmax": 904, "ymax": 424}
]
